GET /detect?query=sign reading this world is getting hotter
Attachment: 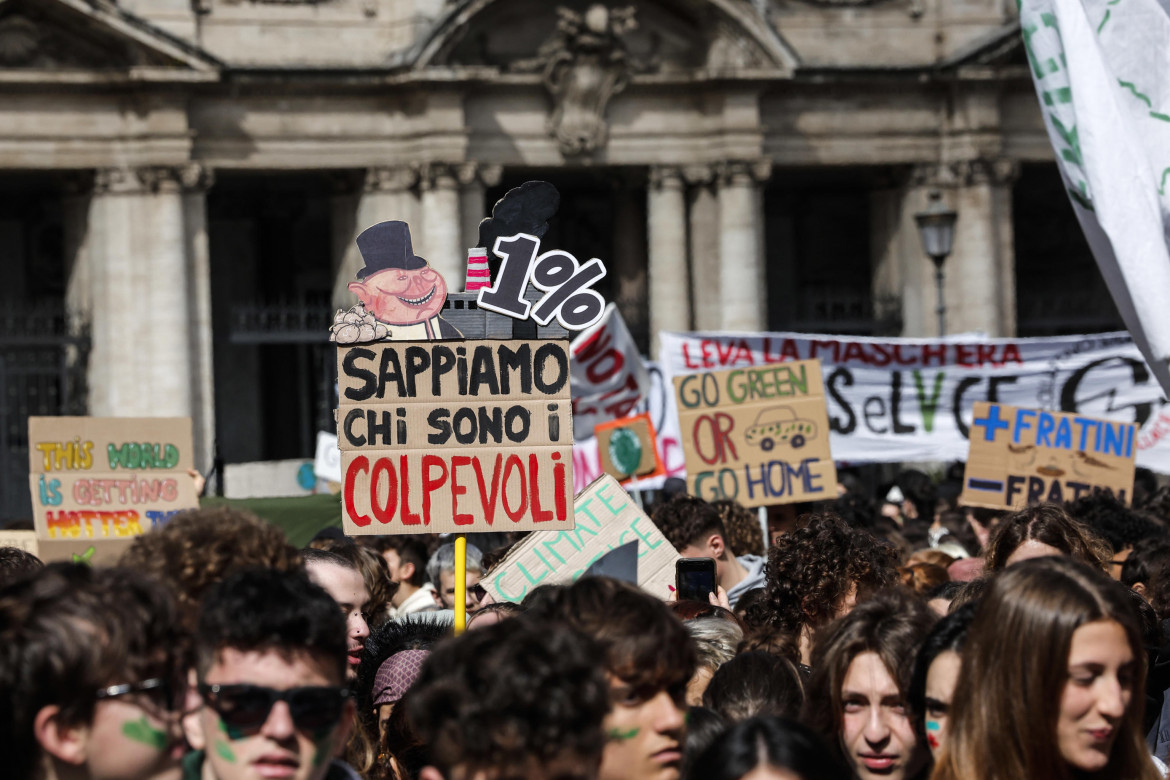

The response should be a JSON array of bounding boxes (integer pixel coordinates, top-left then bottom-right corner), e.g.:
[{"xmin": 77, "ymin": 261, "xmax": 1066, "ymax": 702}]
[
  {"xmin": 673, "ymin": 359, "xmax": 837, "ymax": 507},
  {"xmin": 27, "ymin": 417, "xmax": 199, "ymax": 540},
  {"xmin": 337, "ymin": 339, "xmax": 576, "ymax": 534},
  {"xmin": 960, "ymin": 402, "xmax": 1138, "ymax": 511}
]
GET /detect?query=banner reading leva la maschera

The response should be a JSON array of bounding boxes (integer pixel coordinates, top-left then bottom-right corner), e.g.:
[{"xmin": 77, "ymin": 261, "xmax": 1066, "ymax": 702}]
[{"xmin": 658, "ymin": 331, "xmax": 1170, "ymax": 473}]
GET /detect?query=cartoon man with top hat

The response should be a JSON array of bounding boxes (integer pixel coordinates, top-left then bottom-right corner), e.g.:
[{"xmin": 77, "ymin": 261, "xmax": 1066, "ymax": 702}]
[{"xmin": 331, "ymin": 220, "xmax": 462, "ymax": 343}]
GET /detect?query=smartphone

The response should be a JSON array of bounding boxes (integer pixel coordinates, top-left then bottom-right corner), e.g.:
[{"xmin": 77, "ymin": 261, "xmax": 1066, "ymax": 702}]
[{"xmin": 676, "ymin": 558, "xmax": 717, "ymax": 602}]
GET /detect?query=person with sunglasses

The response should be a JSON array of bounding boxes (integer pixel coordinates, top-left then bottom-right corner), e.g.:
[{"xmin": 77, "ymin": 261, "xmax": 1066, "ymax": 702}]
[
  {"xmin": 182, "ymin": 568, "xmax": 359, "ymax": 780},
  {"xmin": 0, "ymin": 563, "xmax": 187, "ymax": 780}
]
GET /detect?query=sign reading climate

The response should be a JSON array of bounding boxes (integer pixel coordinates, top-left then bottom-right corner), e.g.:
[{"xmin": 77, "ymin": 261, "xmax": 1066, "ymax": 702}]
[
  {"xmin": 673, "ymin": 359, "xmax": 837, "ymax": 507},
  {"xmin": 337, "ymin": 339, "xmax": 575, "ymax": 534}
]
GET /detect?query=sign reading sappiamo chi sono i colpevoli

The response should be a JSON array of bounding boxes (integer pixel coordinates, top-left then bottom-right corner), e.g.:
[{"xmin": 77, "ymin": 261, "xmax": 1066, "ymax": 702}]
[
  {"xmin": 673, "ymin": 359, "xmax": 837, "ymax": 508},
  {"xmin": 483, "ymin": 474, "xmax": 679, "ymax": 603},
  {"xmin": 960, "ymin": 402, "xmax": 1137, "ymax": 511},
  {"xmin": 28, "ymin": 417, "xmax": 199, "ymax": 541},
  {"xmin": 337, "ymin": 339, "xmax": 576, "ymax": 534}
]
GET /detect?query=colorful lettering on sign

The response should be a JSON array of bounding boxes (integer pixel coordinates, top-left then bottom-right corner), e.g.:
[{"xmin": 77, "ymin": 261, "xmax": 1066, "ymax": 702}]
[
  {"xmin": 35, "ymin": 439, "xmax": 95, "ymax": 471},
  {"xmin": 343, "ymin": 451, "xmax": 570, "ymax": 528},
  {"xmin": 692, "ymin": 458, "xmax": 827, "ymax": 503},
  {"xmin": 973, "ymin": 404, "xmax": 1135, "ymax": 458},
  {"xmin": 107, "ymin": 442, "xmax": 181, "ymax": 470},
  {"xmin": 44, "ymin": 509, "xmax": 143, "ymax": 539}
]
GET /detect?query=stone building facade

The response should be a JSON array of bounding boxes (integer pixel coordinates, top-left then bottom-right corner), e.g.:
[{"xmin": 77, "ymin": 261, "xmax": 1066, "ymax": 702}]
[{"xmin": 0, "ymin": 0, "xmax": 1121, "ymax": 510}]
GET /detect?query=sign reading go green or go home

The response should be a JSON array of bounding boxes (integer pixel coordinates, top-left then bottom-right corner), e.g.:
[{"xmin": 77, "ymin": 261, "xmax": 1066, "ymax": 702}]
[{"xmin": 673, "ymin": 359, "xmax": 837, "ymax": 507}]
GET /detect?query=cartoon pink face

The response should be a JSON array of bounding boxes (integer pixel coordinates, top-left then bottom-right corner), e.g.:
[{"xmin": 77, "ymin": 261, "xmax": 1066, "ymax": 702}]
[{"xmin": 348, "ymin": 265, "xmax": 448, "ymax": 326}]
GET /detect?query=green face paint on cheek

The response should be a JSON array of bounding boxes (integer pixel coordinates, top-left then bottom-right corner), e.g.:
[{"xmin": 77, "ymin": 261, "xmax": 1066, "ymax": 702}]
[
  {"xmin": 214, "ymin": 718, "xmax": 240, "ymax": 763},
  {"xmin": 122, "ymin": 716, "xmax": 168, "ymax": 750},
  {"xmin": 312, "ymin": 728, "xmax": 335, "ymax": 768},
  {"xmin": 214, "ymin": 741, "xmax": 237, "ymax": 764},
  {"xmin": 606, "ymin": 727, "xmax": 640, "ymax": 741}
]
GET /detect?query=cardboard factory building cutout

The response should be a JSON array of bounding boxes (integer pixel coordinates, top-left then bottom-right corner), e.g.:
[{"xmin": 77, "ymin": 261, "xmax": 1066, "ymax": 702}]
[{"xmin": 331, "ymin": 221, "xmax": 463, "ymax": 343}]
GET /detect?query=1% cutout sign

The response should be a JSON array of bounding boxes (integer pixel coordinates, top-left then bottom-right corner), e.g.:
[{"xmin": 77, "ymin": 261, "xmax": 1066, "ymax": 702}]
[{"xmin": 477, "ymin": 233, "xmax": 608, "ymax": 331}]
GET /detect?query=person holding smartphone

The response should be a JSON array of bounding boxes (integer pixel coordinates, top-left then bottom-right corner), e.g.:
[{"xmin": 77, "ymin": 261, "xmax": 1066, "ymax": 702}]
[{"xmin": 654, "ymin": 495, "xmax": 765, "ymax": 607}]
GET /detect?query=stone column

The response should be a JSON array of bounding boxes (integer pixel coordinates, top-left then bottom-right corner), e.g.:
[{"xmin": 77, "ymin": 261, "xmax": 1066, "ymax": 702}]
[
  {"xmin": 182, "ymin": 165, "xmax": 216, "ymax": 471},
  {"xmin": 717, "ymin": 160, "xmax": 772, "ymax": 332},
  {"xmin": 648, "ymin": 165, "xmax": 690, "ymax": 356},
  {"xmin": 332, "ymin": 166, "xmax": 419, "ymax": 309},
  {"xmin": 457, "ymin": 163, "xmax": 503, "ymax": 257},
  {"xmin": 87, "ymin": 166, "xmax": 203, "ymax": 420},
  {"xmin": 686, "ymin": 166, "xmax": 721, "ymax": 331},
  {"xmin": 903, "ymin": 160, "xmax": 1019, "ymax": 337},
  {"xmin": 418, "ymin": 162, "xmax": 463, "ymax": 284}
]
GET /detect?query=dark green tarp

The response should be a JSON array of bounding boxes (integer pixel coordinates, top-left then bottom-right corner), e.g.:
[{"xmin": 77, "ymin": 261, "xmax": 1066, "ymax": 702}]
[{"xmin": 199, "ymin": 493, "xmax": 343, "ymax": 548}]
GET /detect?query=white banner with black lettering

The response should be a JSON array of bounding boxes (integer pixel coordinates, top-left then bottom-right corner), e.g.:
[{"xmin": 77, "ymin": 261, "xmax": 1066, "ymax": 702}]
[{"xmin": 653, "ymin": 331, "xmax": 1170, "ymax": 473}]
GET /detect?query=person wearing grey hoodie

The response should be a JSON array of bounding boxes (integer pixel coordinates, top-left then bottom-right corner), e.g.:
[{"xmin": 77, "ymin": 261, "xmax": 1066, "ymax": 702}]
[{"xmin": 652, "ymin": 494, "xmax": 766, "ymax": 608}]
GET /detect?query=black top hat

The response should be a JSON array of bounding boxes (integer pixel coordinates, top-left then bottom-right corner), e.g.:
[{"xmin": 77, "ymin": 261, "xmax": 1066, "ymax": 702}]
[{"xmin": 355, "ymin": 221, "xmax": 428, "ymax": 279}]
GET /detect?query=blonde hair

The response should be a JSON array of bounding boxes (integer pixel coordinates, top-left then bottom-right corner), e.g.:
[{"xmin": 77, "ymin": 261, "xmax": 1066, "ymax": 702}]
[{"xmin": 932, "ymin": 557, "xmax": 1159, "ymax": 780}]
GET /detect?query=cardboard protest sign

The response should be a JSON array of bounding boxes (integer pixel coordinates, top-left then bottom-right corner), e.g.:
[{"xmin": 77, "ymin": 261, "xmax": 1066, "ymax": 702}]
[
  {"xmin": 337, "ymin": 339, "xmax": 575, "ymax": 534},
  {"xmin": 482, "ymin": 474, "xmax": 679, "ymax": 603},
  {"xmin": 38, "ymin": 537, "xmax": 134, "ymax": 566},
  {"xmin": 0, "ymin": 530, "xmax": 38, "ymax": 556},
  {"xmin": 595, "ymin": 413, "xmax": 665, "ymax": 484},
  {"xmin": 673, "ymin": 360, "xmax": 837, "ymax": 507},
  {"xmin": 27, "ymin": 417, "xmax": 198, "ymax": 540},
  {"xmin": 960, "ymin": 402, "xmax": 1137, "ymax": 510}
]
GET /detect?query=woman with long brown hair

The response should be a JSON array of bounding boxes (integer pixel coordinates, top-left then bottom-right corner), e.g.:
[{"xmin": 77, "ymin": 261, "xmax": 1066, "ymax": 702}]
[{"xmin": 932, "ymin": 556, "xmax": 1160, "ymax": 780}]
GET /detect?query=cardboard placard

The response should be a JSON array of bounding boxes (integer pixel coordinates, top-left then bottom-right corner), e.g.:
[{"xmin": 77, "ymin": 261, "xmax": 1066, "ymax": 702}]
[
  {"xmin": 337, "ymin": 340, "xmax": 575, "ymax": 534},
  {"xmin": 482, "ymin": 474, "xmax": 679, "ymax": 602},
  {"xmin": 959, "ymin": 402, "xmax": 1137, "ymax": 510},
  {"xmin": 27, "ymin": 417, "xmax": 198, "ymax": 540},
  {"xmin": 37, "ymin": 537, "xmax": 135, "ymax": 566},
  {"xmin": 594, "ymin": 413, "xmax": 665, "ymax": 483},
  {"xmin": 0, "ymin": 530, "xmax": 38, "ymax": 556},
  {"xmin": 673, "ymin": 360, "xmax": 837, "ymax": 507}
]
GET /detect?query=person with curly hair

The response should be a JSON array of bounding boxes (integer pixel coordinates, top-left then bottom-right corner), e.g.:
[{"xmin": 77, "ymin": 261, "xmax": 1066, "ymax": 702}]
[
  {"xmin": 652, "ymin": 494, "xmax": 765, "ymax": 607},
  {"xmin": 524, "ymin": 577, "xmax": 696, "ymax": 780},
  {"xmin": 747, "ymin": 513, "xmax": 901, "ymax": 665},
  {"xmin": 983, "ymin": 503, "xmax": 1113, "ymax": 574},
  {"xmin": 118, "ymin": 506, "xmax": 303, "ymax": 632},
  {"xmin": 711, "ymin": 499, "xmax": 765, "ymax": 557},
  {"xmin": 405, "ymin": 618, "xmax": 610, "ymax": 780}
]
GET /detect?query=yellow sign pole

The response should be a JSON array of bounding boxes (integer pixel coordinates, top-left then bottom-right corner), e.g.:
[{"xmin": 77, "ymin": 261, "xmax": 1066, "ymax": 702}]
[{"xmin": 454, "ymin": 533, "xmax": 467, "ymax": 634}]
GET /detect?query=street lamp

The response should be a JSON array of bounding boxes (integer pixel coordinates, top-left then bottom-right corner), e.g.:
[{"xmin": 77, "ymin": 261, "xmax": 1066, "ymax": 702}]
[{"xmin": 914, "ymin": 190, "xmax": 958, "ymax": 337}]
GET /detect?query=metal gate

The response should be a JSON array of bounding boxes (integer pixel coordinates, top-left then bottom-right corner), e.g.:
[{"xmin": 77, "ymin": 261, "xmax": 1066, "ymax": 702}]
[{"xmin": 0, "ymin": 304, "xmax": 88, "ymax": 523}]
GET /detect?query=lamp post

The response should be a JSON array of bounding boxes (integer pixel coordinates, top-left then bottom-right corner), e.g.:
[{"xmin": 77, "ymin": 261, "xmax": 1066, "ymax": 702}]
[{"xmin": 914, "ymin": 190, "xmax": 958, "ymax": 337}]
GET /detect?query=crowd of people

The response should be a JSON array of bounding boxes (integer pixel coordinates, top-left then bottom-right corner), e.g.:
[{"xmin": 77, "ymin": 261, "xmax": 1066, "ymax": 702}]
[{"xmin": 6, "ymin": 468, "xmax": 1170, "ymax": 780}]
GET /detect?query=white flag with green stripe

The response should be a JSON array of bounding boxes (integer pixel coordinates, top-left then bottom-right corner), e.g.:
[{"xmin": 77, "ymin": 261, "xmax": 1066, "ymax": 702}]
[{"xmin": 1020, "ymin": 0, "xmax": 1170, "ymax": 395}]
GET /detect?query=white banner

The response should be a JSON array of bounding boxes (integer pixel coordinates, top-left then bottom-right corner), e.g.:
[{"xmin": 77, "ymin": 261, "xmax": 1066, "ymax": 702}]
[
  {"xmin": 1022, "ymin": 0, "xmax": 1170, "ymax": 396},
  {"xmin": 570, "ymin": 304, "xmax": 650, "ymax": 440},
  {"xmin": 654, "ymin": 331, "xmax": 1170, "ymax": 473}
]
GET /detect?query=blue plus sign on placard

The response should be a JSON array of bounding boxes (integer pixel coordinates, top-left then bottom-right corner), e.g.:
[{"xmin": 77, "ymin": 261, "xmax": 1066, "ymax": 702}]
[{"xmin": 972, "ymin": 404, "xmax": 1011, "ymax": 442}]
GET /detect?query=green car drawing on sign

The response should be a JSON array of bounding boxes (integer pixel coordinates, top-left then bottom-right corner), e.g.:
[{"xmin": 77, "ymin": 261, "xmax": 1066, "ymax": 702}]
[{"xmin": 744, "ymin": 406, "xmax": 818, "ymax": 451}]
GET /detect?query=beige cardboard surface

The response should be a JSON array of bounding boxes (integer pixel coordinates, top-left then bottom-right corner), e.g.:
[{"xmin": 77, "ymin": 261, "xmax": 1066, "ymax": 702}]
[
  {"xmin": 673, "ymin": 360, "xmax": 837, "ymax": 508},
  {"xmin": 339, "ymin": 400, "xmax": 569, "ymax": 449},
  {"xmin": 483, "ymin": 474, "xmax": 679, "ymax": 602},
  {"xmin": 337, "ymin": 340, "xmax": 572, "ymax": 404},
  {"xmin": 959, "ymin": 402, "xmax": 1137, "ymax": 510},
  {"xmin": 337, "ymin": 339, "xmax": 574, "ymax": 534},
  {"xmin": 595, "ymin": 413, "xmax": 664, "ymax": 482},
  {"xmin": 0, "ymin": 530, "xmax": 38, "ymax": 555},
  {"xmin": 28, "ymin": 417, "xmax": 199, "ymax": 539},
  {"xmin": 37, "ymin": 537, "xmax": 134, "ymax": 566}
]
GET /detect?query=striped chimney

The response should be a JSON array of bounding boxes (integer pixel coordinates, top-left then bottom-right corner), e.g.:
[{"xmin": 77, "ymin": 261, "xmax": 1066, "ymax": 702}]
[{"xmin": 464, "ymin": 248, "xmax": 491, "ymax": 292}]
